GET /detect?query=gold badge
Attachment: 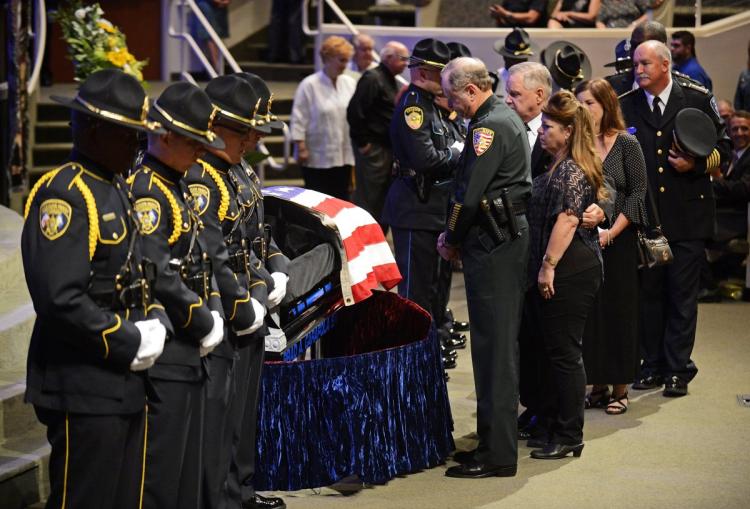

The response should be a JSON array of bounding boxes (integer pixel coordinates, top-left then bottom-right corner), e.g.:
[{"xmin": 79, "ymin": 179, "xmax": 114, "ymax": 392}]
[
  {"xmin": 473, "ymin": 127, "xmax": 495, "ymax": 156},
  {"xmin": 188, "ymin": 184, "xmax": 211, "ymax": 216},
  {"xmin": 39, "ymin": 199, "xmax": 72, "ymax": 240},
  {"xmin": 405, "ymin": 106, "xmax": 424, "ymax": 130},
  {"xmin": 134, "ymin": 198, "xmax": 161, "ymax": 235}
]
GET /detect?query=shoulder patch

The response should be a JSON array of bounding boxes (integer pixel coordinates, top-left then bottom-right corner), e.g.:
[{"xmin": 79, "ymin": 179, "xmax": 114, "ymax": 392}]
[
  {"xmin": 39, "ymin": 199, "xmax": 72, "ymax": 240},
  {"xmin": 134, "ymin": 198, "xmax": 161, "ymax": 235},
  {"xmin": 188, "ymin": 183, "xmax": 211, "ymax": 216},
  {"xmin": 472, "ymin": 127, "xmax": 495, "ymax": 156},
  {"xmin": 405, "ymin": 106, "xmax": 424, "ymax": 130}
]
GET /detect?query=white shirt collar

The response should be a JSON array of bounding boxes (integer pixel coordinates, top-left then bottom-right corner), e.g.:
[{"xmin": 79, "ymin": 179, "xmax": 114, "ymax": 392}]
[
  {"xmin": 644, "ymin": 77, "xmax": 673, "ymax": 112},
  {"xmin": 526, "ymin": 112, "xmax": 542, "ymax": 149}
]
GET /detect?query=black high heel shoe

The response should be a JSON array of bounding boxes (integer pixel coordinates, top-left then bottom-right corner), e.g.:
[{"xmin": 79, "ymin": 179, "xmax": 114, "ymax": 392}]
[{"xmin": 530, "ymin": 443, "xmax": 584, "ymax": 460}]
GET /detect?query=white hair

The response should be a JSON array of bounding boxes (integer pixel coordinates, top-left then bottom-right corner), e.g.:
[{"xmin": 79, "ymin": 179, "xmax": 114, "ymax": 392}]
[{"xmin": 507, "ymin": 62, "xmax": 552, "ymax": 99}]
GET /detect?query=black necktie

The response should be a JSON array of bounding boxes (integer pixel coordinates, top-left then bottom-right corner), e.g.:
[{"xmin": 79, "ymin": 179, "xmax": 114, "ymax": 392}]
[{"xmin": 652, "ymin": 96, "xmax": 662, "ymax": 126}]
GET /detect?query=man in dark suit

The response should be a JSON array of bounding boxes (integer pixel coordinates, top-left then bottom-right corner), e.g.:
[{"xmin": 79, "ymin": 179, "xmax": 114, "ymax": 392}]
[{"xmin": 620, "ymin": 41, "xmax": 731, "ymax": 397}]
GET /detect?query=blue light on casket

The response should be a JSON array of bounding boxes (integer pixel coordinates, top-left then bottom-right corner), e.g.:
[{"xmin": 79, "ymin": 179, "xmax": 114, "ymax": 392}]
[{"xmin": 288, "ymin": 281, "xmax": 334, "ymax": 319}]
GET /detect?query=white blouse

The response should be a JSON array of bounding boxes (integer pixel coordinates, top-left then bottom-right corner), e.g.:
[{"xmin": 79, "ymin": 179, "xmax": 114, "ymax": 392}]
[{"xmin": 290, "ymin": 70, "xmax": 356, "ymax": 169}]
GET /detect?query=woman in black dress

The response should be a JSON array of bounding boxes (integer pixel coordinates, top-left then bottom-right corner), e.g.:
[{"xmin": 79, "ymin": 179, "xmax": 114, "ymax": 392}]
[
  {"xmin": 576, "ymin": 79, "xmax": 648, "ymax": 415},
  {"xmin": 527, "ymin": 90, "xmax": 605, "ymax": 459}
]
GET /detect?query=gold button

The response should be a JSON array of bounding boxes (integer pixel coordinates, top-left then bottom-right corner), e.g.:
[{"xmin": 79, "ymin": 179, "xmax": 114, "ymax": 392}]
[
  {"xmin": 657, "ymin": 131, "xmax": 662, "ymax": 137},
  {"xmin": 658, "ymin": 167, "xmax": 664, "ymax": 173},
  {"xmin": 700, "ymin": 194, "xmax": 704, "ymax": 199},
  {"xmin": 657, "ymin": 149, "xmax": 663, "ymax": 155},
  {"xmin": 112, "ymin": 232, "xmax": 118, "ymax": 239},
  {"xmin": 183, "ymin": 223, "xmax": 189, "ymax": 228},
  {"xmin": 659, "ymin": 186, "xmax": 665, "ymax": 193}
]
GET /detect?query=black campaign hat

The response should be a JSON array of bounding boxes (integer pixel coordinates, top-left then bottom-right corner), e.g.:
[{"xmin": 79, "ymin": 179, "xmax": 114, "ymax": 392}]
[
  {"xmin": 604, "ymin": 39, "xmax": 633, "ymax": 74},
  {"xmin": 673, "ymin": 108, "xmax": 717, "ymax": 158},
  {"xmin": 541, "ymin": 40, "xmax": 591, "ymax": 90},
  {"xmin": 51, "ymin": 69, "xmax": 165, "ymax": 134},
  {"xmin": 408, "ymin": 38, "xmax": 450, "ymax": 69},
  {"xmin": 234, "ymin": 72, "xmax": 283, "ymax": 132},
  {"xmin": 493, "ymin": 27, "xmax": 535, "ymax": 60},
  {"xmin": 148, "ymin": 82, "xmax": 225, "ymax": 149},
  {"xmin": 205, "ymin": 75, "xmax": 272, "ymax": 135},
  {"xmin": 447, "ymin": 42, "xmax": 472, "ymax": 60}
]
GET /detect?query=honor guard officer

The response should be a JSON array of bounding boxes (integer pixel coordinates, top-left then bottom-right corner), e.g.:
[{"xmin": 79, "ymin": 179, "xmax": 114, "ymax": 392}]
[
  {"xmin": 437, "ymin": 57, "xmax": 531, "ymax": 479},
  {"xmin": 22, "ymin": 69, "xmax": 168, "ymax": 509},
  {"xmin": 620, "ymin": 40, "xmax": 731, "ymax": 397},
  {"xmin": 230, "ymin": 71, "xmax": 291, "ymax": 509},
  {"xmin": 383, "ymin": 38, "xmax": 464, "ymax": 369},
  {"xmin": 182, "ymin": 75, "xmax": 270, "ymax": 509},
  {"xmin": 127, "ymin": 82, "xmax": 226, "ymax": 509}
]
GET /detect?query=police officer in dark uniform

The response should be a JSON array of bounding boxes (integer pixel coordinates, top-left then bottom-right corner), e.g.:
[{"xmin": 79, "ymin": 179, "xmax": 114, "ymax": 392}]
[
  {"xmin": 438, "ymin": 57, "xmax": 531, "ymax": 478},
  {"xmin": 128, "ymin": 82, "xmax": 226, "ymax": 508},
  {"xmin": 228, "ymin": 71, "xmax": 290, "ymax": 509},
  {"xmin": 383, "ymin": 38, "xmax": 464, "ymax": 368},
  {"xmin": 182, "ymin": 75, "xmax": 272, "ymax": 509},
  {"xmin": 22, "ymin": 69, "xmax": 168, "ymax": 509},
  {"xmin": 620, "ymin": 40, "xmax": 731, "ymax": 396}
]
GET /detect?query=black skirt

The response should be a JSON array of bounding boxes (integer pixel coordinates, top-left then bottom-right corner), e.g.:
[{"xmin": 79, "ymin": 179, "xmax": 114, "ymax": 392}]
[{"xmin": 582, "ymin": 226, "xmax": 640, "ymax": 384}]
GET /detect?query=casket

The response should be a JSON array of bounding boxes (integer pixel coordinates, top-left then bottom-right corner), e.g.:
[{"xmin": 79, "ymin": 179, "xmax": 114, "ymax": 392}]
[{"xmin": 254, "ymin": 187, "xmax": 454, "ymax": 490}]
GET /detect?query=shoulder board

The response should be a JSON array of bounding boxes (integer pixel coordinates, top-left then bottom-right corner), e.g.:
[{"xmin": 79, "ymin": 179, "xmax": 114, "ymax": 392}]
[
  {"xmin": 618, "ymin": 88, "xmax": 638, "ymax": 100},
  {"xmin": 24, "ymin": 163, "xmax": 83, "ymax": 219},
  {"xmin": 674, "ymin": 74, "xmax": 708, "ymax": 94}
]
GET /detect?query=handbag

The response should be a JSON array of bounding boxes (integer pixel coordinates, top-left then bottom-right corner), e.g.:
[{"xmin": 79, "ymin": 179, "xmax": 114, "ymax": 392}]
[{"xmin": 637, "ymin": 182, "xmax": 674, "ymax": 269}]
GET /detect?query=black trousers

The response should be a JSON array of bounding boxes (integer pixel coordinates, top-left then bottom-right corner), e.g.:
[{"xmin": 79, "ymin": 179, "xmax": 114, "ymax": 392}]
[
  {"xmin": 639, "ymin": 239, "xmax": 703, "ymax": 382},
  {"xmin": 352, "ymin": 142, "xmax": 393, "ymax": 232},
  {"xmin": 142, "ymin": 378, "xmax": 204, "ymax": 509},
  {"xmin": 392, "ymin": 227, "xmax": 450, "ymax": 329},
  {"xmin": 518, "ymin": 287, "xmax": 551, "ymax": 420},
  {"xmin": 226, "ymin": 338, "xmax": 266, "ymax": 509},
  {"xmin": 37, "ymin": 407, "xmax": 145, "ymax": 509},
  {"xmin": 202, "ymin": 352, "xmax": 236, "ymax": 509},
  {"xmin": 301, "ymin": 165, "xmax": 351, "ymax": 201},
  {"xmin": 461, "ymin": 222, "xmax": 528, "ymax": 466},
  {"xmin": 539, "ymin": 264, "xmax": 601, "ymax": 445}
]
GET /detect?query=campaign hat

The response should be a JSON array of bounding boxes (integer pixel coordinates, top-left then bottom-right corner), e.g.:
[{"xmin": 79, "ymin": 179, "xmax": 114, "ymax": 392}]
[
  {"xmin": 205, "ymin": 75, "xmax": 272, "ymax": 135},
  {"xmin": 51, "ymin": 69, "xmax": 165, "ymax": 134},
  {"xmin": 493, "ymin": 27, "xmax": 535, "ymax": 61},
  {"xmin": 604, "ymin": 39, "xmax": 633, "ymax": 74},
  {"xmin": 447, "ymin": 42, "xmax": 472, "ymax": 60},
  {"xmin": 541, "ymin": 40, "xmax": 591, "ymax": 90},
  {"xmin": 408, "ymin": 38, "xmax": 450, "ymax": 69},
  {"xmin": 148, "ymin": 82, "xmax": 225, "ymax": 149},
  {"xmin": 234, "ymin": 72, "xmax": 283, "ymax": 132}
]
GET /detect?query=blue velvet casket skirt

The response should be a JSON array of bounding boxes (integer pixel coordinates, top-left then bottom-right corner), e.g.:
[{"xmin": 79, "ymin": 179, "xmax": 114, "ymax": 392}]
[{"xmin": 254, "ymin": 291, "xmax": 455, "ymax": 490}]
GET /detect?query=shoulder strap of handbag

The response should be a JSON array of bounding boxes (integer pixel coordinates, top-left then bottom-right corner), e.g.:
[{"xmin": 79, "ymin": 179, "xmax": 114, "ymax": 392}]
[{"xmin": 644, "ymin": 176, "xmax": 664, "ymax": 233}]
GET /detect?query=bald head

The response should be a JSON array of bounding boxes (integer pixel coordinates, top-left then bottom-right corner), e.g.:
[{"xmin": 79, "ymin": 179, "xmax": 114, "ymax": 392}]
[
  {"xmin": 381, "ymin": 41, "xmax": 409, "ymax": 76},
  {"xmin": 633, "ymin": 40, "xmax": 672, "ymax": 94},
  {"xmin": 441, "ymin": 57, "xmax": 494, "ymax": 118}
]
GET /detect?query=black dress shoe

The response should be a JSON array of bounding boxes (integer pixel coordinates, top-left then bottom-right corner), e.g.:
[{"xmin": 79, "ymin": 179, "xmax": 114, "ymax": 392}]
[
  {"xmin": 451, "ymin": 319, "xmax": 470, "ymax": 332},
  {"xmin": 445, "ymin": 461, "xmax": 517, "ymax": 478},
  {"xmin": 530, "ymin": 443, "xmax": 584, "ymax": 460},
  {"xmin": 632, "ymin": 374, "xmax": 664, "ymax": 390},
  {"xmin": 243, "ymin": 494, "xmax": 286, "ymax": 509},
  {"xmin": 452, "ymin": 449, "xmax": 477, "ymax": 464},
  {"xmin": 442, "ymin": 356, "xmax": 457, "ymax": 369},
  {"xmin": 443, "ymin": 335, "xmax": 467, "ymax": 350},
  {"xmin": 663, "ymin": 375, "xmax": 688, "ymax": 397}
]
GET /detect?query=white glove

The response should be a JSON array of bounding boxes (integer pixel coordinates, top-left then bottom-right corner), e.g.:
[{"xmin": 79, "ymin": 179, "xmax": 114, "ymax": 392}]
[
  {"xmin": 266, "ymin": 272, "xmax": 289, "ymax": 308},
  {"xmin": 130, "ymin": 319, "xmax": 167, "ymax": 371},
  {"xmin": 199, "ymin": 310, "xmax": 225, "ymax": 357},
  {"xmin": 451, "ymin": 140, "xmax": 465, "ymax": 153},
  {"xmin": 234, "ymin": 298, "xmax": 266, "ymax": 336}
]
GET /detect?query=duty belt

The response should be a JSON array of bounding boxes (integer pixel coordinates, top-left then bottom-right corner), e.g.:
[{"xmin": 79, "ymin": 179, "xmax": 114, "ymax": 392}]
[
  {"xmin": 89, "ymin": 260, "xmax": 156, "ymax": 311},
  {"xmin": 227, "ymin": 240, "xmax": 251, "ymax": 274},
  {"xmin": 480, "ymin": 188, "xmax": 527, "ymax": 243}
]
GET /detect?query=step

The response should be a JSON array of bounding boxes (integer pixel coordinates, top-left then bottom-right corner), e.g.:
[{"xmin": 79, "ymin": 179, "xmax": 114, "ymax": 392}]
[
  {"xmin": 237, "ymin": 61, "xmax": 314, "ymax": 83},
  {"xmin": 36, "ymin": 103, "xmax": 69, "ymax": 122},
  {"xmin": 34, "ymin": 121, "xmax": 71, "ymax": 144},
  {"xmin": 0, "ymin": 429, "xmax": 49, "ymax": 509},
  {"xmin": 32, "ymin": 143, "xmax": 71, "ymax": 168}
]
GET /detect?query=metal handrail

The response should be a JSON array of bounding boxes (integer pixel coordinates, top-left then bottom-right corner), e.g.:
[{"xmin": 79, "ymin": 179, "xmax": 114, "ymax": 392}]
[{"xmin": 28, "ymin": 0, "xmax": 47, "ymax": 95}]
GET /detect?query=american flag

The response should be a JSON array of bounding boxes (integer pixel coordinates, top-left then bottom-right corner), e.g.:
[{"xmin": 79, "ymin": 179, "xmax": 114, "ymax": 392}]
[{"xmin": 262, "ymin": 186, "xmax": 401, "ymax": 304}]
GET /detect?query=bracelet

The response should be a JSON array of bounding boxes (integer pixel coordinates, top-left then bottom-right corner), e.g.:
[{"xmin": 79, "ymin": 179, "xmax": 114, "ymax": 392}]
[{"xmin": 543, "ymin": 253, "xmax": 558, "ymax": 268}]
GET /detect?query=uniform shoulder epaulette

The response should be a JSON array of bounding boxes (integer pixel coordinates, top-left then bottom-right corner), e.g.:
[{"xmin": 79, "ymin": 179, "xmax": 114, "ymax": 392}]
[
  {"xmin": 617, "ymin": 88, "xmax": 638, "ymax": 100},
  {"xmin": 26, "ymin": 162, "xmax": 99, "ymax": 260},
  {"xmin": 674, "ymin": 74, "xmax": 709, "ymax": 95}
]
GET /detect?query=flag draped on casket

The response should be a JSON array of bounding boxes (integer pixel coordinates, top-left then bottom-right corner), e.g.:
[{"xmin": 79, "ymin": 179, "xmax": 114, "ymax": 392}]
[{"xmin": 262, "ymin": 186, "xmax": 401, "ymax": 304}]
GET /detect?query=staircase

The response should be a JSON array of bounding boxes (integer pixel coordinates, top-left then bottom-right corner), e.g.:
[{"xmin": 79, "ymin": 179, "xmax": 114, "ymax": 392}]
[{"xmin": 0, "ymin": 206, "xmax": 48, "ymax": 509}]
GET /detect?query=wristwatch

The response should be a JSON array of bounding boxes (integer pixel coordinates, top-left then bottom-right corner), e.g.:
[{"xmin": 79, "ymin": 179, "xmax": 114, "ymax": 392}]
[{"xmin": 543, "ymin": 253, "xmax": 558, "ymax": 268}]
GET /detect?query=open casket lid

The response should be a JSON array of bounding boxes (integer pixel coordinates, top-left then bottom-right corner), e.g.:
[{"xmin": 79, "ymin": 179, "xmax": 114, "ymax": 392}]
[{"xmin": 261, "ymin": 186, "xmax": 401, "ymax": 360}]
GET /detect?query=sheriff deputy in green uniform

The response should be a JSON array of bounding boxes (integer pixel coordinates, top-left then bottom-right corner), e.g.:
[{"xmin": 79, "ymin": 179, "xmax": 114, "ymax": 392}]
[
  {"xmin": 22, "ymin": 69, "xmax": 168, "ymax": 508},
  {"xmin": 128, "ymin": 82, "xmax": 226, "ymax": 508},
  {"xmin": 438, "ymin": 57, "xmax": 531, "ymax": 478}
]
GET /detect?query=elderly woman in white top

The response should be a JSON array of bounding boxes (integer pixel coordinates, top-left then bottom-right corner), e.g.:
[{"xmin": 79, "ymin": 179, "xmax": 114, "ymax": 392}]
[{"xmin": 291, "ymin": 35, "xmax": 357, "ymax": 200}]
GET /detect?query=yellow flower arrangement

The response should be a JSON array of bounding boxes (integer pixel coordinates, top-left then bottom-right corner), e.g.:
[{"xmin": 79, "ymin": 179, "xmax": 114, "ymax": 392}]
[{"xmin": 56, "ymin": 1, "xmax": 148, "ymax": 84}]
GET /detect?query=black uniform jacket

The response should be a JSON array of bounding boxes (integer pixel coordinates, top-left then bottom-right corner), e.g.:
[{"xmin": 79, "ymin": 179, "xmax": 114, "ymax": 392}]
[
  {"xmin": 184, "ymin": 152, "xmax": 262, "ymax": 352},
  {"xmin": 383, "ymin": 83, "xmax": 462, "ymax": 230},
  {"xmin": 347, "ymin": 63, "xmax": 399, "ymax": 149},
  {"xmin": 619, "ymin": 79, "xmax": 731, "ymax": 241},
  {"xmin": 22, "ymin": 152, "xmax": 167, "ymax": 414},
  {"xmin": 128, "ymin": 153, "xmax": 217, "ymax": 380},
  {"xmin": 713, "ymin": 148, "xmax": 750, "ymax": 241},
  {"xmin": 446, "ymin": 95, "xmax": 531, "ymax": 246}
]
